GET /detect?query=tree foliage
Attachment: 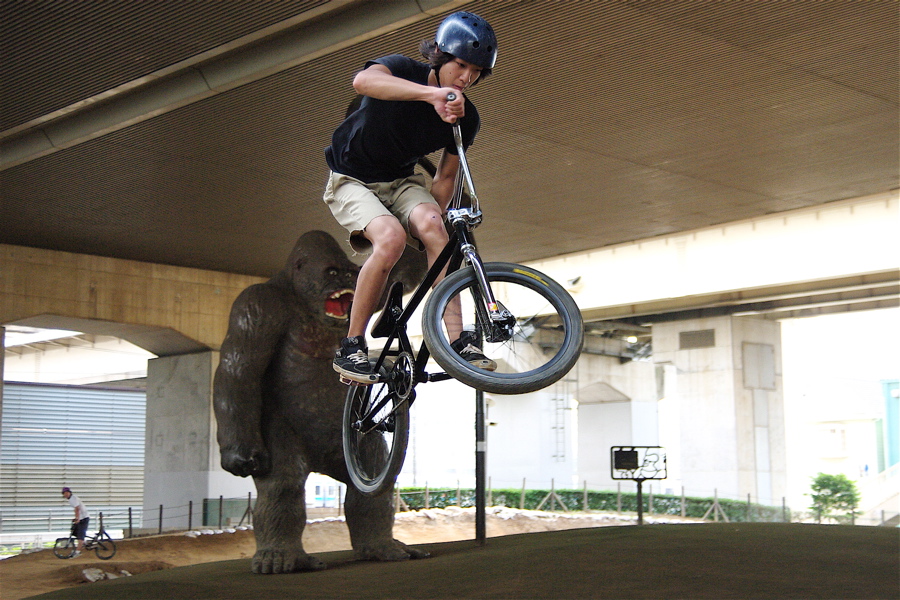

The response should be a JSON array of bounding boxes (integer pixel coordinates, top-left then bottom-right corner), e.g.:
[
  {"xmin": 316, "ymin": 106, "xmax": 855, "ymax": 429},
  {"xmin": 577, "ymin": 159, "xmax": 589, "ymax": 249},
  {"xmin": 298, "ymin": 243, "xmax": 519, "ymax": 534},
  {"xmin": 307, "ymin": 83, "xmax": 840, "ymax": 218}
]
[{"xmin": 809, "ymin": 473, "xmax": 860, "ymax": 523}]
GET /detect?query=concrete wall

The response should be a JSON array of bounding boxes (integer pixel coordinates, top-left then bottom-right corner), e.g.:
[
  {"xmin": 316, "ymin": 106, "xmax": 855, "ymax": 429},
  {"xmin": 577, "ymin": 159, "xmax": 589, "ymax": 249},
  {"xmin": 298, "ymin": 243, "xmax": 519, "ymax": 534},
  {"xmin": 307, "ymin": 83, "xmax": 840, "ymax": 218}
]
[
  {"xmin": 485, "ymin": 388, "xmax": 579, "ymax": 490},
  {"xmin": 143, "ymin": 352, "xmax": 254, "ymax": 529},
  {"xmin": 0, "ymin": 244, "xmax": 265, "ymax": 355}
]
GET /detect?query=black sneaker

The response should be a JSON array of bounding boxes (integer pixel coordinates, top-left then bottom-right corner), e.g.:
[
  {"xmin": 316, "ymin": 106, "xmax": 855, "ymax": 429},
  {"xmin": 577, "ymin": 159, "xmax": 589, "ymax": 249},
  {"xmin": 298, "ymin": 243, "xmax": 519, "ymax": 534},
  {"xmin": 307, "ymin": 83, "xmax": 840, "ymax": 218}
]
[
  {"xmin": 451, "ymin": 331, "xmax": 497, "ymax": 371},
  {"xmin": 333, "ymin": 336, "xmax": 378, "ymax": 384}
]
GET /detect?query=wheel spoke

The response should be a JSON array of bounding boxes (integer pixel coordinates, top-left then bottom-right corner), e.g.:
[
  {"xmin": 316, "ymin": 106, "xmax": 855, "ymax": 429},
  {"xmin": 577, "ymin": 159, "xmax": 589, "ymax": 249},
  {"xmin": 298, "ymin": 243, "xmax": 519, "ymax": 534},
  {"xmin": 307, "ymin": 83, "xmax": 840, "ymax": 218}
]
[
  {"xmin": 423, "ymin": 263, "xmax": 583, "ymax": 394},
  {"xmin": 343, "ymin": 372, "xmax": 410, "ymax": 496}
]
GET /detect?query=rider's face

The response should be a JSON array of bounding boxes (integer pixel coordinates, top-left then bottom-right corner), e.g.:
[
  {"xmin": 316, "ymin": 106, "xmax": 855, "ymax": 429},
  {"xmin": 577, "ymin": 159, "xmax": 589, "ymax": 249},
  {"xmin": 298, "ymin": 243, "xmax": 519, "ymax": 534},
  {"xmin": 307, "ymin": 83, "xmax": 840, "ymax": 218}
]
[{"xmin": 440, "ymin": 57, "xmax": 483, "ymax": 92}]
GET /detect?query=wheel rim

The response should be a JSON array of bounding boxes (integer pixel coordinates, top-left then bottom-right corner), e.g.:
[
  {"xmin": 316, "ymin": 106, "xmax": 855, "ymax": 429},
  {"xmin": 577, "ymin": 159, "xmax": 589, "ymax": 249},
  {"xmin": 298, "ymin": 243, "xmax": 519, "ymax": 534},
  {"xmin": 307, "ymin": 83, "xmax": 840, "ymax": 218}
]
[
  {"xmin": 344, "ymin": 380, "xmax": 408, "ymax": 495},
  {"xmin": 430, "ymin": 269, "xmax": 580, "ymax": 381},
  {"xmin": 96, "ymin": 538, "xmax": 115, "ymax": 559}
]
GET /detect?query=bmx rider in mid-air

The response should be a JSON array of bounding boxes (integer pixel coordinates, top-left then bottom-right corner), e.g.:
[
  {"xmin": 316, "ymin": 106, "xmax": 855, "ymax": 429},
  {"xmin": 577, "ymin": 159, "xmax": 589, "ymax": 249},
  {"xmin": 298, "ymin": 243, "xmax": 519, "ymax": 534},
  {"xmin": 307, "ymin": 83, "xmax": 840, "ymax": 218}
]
[{"xmin": 324, "ymin": 11, "xmax": 500, "ymax": 385}]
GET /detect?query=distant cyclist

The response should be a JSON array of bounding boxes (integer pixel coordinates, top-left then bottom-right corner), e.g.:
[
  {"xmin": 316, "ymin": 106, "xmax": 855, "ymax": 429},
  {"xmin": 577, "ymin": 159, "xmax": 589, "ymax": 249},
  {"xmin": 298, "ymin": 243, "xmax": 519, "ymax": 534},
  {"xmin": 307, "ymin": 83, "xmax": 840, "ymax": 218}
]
[
  {"xmin": 325, "ymin": 11, "xmax": 499, "ymax": 384},
  {"xmin": 62, "ymin": 486, "xmax": 90, "ymax": 555}
]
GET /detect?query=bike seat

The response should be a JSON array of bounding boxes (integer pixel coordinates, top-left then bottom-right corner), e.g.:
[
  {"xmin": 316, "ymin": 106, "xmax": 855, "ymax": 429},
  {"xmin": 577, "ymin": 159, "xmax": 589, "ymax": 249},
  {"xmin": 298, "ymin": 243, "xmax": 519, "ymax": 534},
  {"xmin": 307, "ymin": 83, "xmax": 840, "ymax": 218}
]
[{"xmin": 371, "ymin": 281, "xmax": 404, "ymax": 338}]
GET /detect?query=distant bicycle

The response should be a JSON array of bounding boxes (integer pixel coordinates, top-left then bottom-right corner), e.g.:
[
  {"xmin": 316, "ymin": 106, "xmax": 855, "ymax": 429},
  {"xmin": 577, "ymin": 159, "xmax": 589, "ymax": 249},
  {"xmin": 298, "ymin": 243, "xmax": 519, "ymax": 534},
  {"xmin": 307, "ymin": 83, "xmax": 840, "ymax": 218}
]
[{"xmin": 53, "ymin": 524, "xmax": 116, "ymax": 560}]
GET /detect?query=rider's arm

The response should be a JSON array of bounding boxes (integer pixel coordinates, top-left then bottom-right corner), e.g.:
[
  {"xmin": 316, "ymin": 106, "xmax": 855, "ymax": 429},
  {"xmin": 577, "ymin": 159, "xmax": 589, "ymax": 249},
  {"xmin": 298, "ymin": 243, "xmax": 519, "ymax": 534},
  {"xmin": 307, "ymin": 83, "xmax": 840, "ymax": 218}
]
[
  {"xmin": 431, "ymin": 150, "xmax": 460, "ymax": 211},
  {"xmin": 354, "ymin": 64, "xmax": 464, "ymax": 123}
]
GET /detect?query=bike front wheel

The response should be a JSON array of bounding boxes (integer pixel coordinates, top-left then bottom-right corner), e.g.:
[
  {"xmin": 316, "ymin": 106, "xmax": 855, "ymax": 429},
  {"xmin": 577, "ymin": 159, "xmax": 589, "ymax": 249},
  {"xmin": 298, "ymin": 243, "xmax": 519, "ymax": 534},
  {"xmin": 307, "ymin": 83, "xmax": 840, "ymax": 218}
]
[
  {"xmin": 342, "ymin": 376, "xmax": 410, "ymax": 496},
  {"xmin": 423, "ymin": 262, "xmax": 584, "ymax": 395},
  {"xmin": 53, "ymin": 537, "xmax": 77, "ymax": 559},
  {"xmin": 94, "ymin": 531, "xmax": 117, "ymax": 560}
]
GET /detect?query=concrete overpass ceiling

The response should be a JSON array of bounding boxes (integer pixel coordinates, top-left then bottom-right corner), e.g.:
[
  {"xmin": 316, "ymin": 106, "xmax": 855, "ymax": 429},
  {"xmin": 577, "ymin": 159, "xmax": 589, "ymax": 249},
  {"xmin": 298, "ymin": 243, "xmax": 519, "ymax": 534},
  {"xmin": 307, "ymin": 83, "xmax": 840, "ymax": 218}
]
[{"xmin": 1, "ymin": 0, "xmax": 897, "ymax": 278}]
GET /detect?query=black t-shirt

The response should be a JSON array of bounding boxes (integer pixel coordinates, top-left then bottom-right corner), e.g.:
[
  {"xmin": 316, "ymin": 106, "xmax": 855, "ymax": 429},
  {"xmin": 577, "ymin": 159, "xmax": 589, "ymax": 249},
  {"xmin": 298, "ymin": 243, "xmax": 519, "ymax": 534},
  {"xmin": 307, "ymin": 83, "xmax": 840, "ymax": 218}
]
[{"xmin": 325, "ymin": 54, "xmax": 480, "ymax": 184}]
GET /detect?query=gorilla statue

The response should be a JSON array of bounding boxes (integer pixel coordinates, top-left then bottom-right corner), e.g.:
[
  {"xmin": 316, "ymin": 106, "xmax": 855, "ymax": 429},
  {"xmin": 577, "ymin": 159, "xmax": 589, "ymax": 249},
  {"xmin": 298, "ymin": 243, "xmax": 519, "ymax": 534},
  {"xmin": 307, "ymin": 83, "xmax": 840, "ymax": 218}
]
[{"xmin": 213, "ymin": 230, "xmax": 428, "ymax": 573}]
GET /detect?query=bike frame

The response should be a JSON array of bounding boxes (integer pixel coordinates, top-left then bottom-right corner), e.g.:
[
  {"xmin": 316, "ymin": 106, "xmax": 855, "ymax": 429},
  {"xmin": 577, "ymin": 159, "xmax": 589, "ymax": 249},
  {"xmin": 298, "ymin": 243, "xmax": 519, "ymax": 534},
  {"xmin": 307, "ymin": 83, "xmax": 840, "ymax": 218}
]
[{"xmin": 359, "ymin": 120, "xmax": 509, "ymax": 423}]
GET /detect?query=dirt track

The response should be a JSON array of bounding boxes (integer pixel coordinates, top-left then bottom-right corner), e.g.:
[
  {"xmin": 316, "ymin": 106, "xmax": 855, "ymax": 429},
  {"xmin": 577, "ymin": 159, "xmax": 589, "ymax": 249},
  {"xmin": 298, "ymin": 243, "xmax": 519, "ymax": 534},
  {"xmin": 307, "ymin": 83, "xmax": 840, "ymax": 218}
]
[{"xmin": 0, "ymin": 507, "xmax": 641, "ymax": 600}]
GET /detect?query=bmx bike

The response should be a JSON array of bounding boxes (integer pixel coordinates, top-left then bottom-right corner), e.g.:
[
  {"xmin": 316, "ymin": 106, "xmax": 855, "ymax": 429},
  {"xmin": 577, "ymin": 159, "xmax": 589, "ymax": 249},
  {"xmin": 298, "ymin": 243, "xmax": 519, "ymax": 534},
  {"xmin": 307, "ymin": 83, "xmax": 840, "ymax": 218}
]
[
  {"xmin": 53, "ymin": 523, "xmax": 117, "ymax": 560},
  {"xmin": 342, "ymin": 94, "xmax": 584, "ymax": 496}
]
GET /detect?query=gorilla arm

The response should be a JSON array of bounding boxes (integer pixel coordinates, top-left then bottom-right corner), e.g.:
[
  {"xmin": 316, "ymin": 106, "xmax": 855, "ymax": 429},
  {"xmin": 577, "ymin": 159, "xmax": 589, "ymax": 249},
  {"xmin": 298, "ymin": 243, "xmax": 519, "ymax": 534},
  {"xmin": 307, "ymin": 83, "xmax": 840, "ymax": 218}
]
[{"xmin": 213, "ymin": 283, "xmax": 289, "ymax": 478}]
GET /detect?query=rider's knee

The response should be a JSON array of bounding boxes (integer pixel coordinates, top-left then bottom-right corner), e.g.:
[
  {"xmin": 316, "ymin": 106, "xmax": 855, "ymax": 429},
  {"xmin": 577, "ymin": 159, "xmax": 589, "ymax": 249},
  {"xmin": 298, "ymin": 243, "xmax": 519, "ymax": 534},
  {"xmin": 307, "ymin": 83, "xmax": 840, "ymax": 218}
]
[
  {"xmin": 369, "ymin": 225, "xmax": 407, "ymax": 264},
  {"xmin": 411, "ymin": 209, "xmax": 448, "ymax": 248}
]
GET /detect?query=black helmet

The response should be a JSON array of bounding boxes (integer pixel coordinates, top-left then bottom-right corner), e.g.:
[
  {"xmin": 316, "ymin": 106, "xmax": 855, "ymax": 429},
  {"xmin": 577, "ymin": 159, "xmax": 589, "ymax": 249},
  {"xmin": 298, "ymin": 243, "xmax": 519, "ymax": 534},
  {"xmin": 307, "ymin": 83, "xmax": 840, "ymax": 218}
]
[{"xmin": 435, "ymin": 12, "xmax": 497, "ymax": 69}]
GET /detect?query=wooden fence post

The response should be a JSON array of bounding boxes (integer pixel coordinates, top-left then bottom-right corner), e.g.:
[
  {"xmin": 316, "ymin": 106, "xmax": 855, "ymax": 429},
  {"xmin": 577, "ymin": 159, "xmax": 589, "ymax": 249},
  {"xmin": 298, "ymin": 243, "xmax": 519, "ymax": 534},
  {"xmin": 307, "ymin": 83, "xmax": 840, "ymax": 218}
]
[{"xmin": 520, "ymin": 478, "xmax": 526, "ymax": 510}]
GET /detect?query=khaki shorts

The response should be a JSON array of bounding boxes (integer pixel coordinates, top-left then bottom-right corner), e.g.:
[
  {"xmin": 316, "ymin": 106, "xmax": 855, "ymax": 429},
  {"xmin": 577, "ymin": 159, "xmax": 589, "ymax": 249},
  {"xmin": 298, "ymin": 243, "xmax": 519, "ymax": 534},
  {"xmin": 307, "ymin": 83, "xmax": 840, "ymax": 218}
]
[{"xmin": 323, "ymin": 171, "xmax": 438, "ymax": 254}]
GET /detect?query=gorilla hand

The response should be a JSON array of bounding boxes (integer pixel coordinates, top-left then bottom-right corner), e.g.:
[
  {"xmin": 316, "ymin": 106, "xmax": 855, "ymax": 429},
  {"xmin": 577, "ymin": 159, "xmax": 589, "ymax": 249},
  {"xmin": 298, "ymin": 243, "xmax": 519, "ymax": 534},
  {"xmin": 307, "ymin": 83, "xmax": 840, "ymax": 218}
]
[{"xmin": 221, "ymin": 443, "xmax": 271, "ymax": 478}]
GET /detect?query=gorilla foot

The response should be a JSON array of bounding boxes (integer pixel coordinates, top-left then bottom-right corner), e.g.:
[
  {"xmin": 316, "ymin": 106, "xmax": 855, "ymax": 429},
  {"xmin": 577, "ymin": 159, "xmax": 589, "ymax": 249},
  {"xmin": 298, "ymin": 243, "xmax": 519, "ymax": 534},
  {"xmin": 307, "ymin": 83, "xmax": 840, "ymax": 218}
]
[
  {"xmin": 355, "ymin": 539, "xmax": 431, "ymax": 562},
  {"xmin": 252, "ymin": 548, "xmax": 327, "ymax": 574}
]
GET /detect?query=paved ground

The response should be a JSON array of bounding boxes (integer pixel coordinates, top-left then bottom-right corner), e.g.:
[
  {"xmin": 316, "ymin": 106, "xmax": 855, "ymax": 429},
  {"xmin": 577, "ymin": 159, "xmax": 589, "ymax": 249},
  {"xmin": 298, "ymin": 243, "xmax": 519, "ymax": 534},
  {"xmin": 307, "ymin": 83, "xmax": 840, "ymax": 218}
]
[{"xmin": 14, "ymin": 518, "xmax": 899, "ymax": 600}]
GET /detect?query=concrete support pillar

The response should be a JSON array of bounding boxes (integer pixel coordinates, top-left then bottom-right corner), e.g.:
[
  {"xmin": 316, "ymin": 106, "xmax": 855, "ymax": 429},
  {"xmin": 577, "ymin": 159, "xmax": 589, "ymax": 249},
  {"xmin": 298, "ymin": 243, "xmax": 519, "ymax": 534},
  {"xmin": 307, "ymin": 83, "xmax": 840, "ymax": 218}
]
[
  {"xmin": 144, "ymin": 351, "xmax": 253, "ymax": 530},
  {"xmin": 653, "ymin": 316, "xmax": 786, "ymax": 504}
]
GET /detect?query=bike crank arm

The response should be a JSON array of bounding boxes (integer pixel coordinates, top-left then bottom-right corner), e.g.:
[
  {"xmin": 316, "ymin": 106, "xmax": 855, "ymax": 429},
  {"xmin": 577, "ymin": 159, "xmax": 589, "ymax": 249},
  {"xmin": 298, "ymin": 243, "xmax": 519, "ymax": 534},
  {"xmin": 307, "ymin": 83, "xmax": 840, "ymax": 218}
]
[{"xmin": 353, "ymin": 390, "xmax": 412, "ymax": 435}]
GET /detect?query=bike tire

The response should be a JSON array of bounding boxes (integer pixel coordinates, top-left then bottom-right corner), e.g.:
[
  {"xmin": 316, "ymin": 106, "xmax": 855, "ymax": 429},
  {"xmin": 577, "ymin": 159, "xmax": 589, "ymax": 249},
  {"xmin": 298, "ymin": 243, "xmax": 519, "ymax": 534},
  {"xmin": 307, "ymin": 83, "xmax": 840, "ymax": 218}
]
[
  {"xmin": 423, "ymin": 262, "xmax": 584, "ymax": 394},
  {"xmin": 94, "ymin": 531, "xmax": 117, "ymax": 560},
  {"xmin": 53, "ymin": 537, "xmax": 77, "ymax": 559},
  {"xmin": 342, "ymin": 376, "xmax": 410, "ymax": 497}
]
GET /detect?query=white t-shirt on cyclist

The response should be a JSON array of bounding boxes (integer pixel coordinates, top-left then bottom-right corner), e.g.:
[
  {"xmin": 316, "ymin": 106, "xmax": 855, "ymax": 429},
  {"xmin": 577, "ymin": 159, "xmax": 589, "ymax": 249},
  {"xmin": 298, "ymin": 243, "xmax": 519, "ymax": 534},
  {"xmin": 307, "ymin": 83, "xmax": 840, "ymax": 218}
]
[{"xmin": 68, "ymin": 493, "xmax": 90, "ymax": 521}]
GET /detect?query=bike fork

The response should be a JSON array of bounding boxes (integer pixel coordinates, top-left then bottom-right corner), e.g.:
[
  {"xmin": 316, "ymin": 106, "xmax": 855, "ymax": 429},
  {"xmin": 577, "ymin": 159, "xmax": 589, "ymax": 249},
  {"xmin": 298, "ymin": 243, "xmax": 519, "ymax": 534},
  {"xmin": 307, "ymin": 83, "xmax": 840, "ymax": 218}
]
[{"xmin": 453, "ymin": 223, "xmax": 515, "ymax": 341}]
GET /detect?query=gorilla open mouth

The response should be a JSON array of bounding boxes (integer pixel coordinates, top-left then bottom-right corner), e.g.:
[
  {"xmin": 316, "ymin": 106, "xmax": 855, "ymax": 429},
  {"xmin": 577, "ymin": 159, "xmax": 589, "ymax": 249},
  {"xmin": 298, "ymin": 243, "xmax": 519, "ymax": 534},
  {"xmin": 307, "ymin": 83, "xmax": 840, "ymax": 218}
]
[{"xmin": 325, "ymin": 289, "xmax": 354, "ymax": 320}]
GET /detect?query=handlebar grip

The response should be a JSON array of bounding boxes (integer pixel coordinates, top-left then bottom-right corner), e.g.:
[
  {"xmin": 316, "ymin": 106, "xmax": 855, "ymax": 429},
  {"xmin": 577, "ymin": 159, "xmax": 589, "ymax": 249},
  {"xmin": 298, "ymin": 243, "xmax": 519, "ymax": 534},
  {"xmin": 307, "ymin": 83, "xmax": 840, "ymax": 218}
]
[{"xmin": 446, "ymin": 92, "xmax": 457, "ymax": 101}]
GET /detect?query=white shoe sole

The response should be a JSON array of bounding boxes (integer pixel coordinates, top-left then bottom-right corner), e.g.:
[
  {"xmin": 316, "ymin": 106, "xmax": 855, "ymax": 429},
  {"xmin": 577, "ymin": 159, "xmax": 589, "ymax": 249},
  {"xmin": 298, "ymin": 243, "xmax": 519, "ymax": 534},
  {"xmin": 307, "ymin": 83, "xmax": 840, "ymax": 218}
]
[{"xmin": 333, "ymin": 363, "xmax": 378, "ymax": 385}]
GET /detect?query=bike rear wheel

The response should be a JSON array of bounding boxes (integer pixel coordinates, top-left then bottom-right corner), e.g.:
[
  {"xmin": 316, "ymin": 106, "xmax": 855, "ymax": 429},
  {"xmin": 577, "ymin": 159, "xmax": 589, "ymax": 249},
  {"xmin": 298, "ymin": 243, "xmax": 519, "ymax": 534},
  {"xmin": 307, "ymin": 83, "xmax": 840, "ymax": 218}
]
[
  {"xmin": 94, "ymin": 531, "xmax": 117, "ymax": 560},
  {"xmin": 423, "ymin": 262, "xmax": 584, "ymax": 394},
  {"xmin": 342, "ymin": 375, "xmax": 410, "ymax": 496},
  {"xmin": 53, "ymin": 537, "xmax": 77, "ymax": 559}
]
